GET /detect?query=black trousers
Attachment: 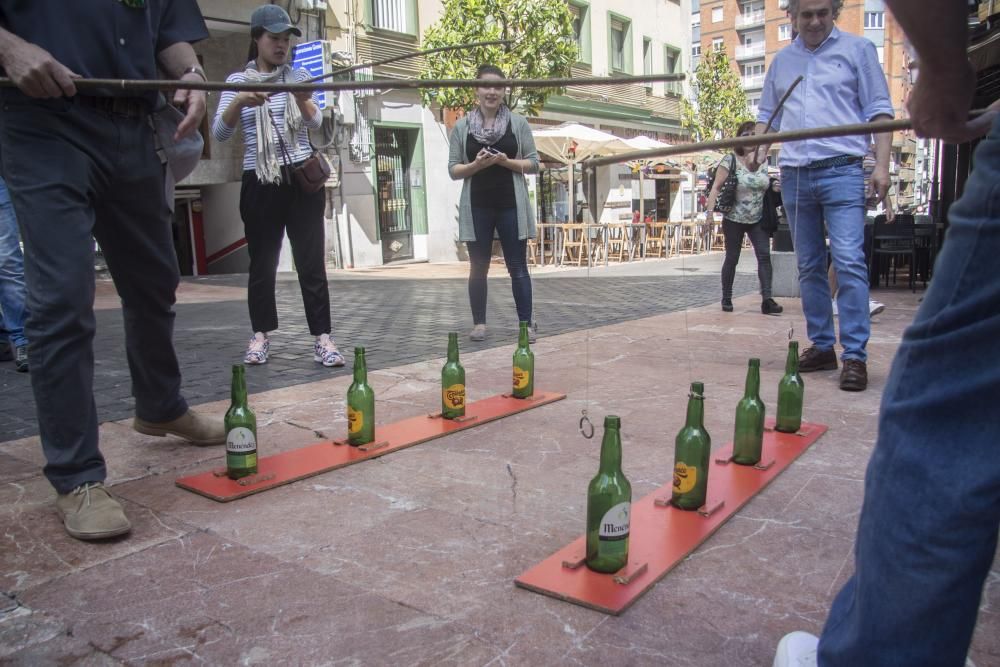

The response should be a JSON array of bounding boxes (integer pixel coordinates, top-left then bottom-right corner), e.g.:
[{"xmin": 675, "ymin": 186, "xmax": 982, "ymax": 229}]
[
  {"xmin": 0, "ymin": 91, "xmax": 187, "ymax": 494},
  {"xmin": 239, "ymin": 171, "xmax": 329, "ymax": 336},
  {"xmin": 721, "ymin": 218, "xmax": 773, "ymax": 300}
]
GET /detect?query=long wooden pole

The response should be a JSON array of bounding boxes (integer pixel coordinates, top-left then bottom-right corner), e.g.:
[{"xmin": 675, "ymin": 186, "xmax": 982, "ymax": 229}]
[{"xmin": 0, "ymin": 72, "xmax": 686, "ymax": 95}]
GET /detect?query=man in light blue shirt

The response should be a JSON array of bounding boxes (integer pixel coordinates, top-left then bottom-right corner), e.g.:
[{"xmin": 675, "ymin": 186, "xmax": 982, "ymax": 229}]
[{"xmin": 755, "ymin": 0, "xmax": 894, "ymax": 392}]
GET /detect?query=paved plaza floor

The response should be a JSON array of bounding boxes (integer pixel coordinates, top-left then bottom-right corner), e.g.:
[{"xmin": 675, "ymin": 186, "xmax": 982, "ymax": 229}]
[{"xmin": 1, "ymin": 255, "xmax": 997, "ymax": 665}]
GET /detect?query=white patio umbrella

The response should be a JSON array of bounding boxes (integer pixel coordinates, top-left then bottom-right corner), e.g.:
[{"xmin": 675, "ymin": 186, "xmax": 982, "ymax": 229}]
[{"xmin": 533, "ymin": 123, "xmax": 631, "ymax": 222}]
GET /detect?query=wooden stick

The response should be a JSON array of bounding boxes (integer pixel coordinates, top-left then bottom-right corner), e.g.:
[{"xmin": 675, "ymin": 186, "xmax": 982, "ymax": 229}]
[
  {"xmin": 0, "ymin": 72, "xmax": 686, "ymax": 95},
  {"xmin": 585, "ymin": 109, "xmax": 989, "ymax": 167}
]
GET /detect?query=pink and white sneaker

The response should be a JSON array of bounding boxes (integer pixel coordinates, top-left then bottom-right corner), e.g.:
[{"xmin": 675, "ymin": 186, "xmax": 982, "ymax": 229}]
[
  {"xmin": 244, "ymin": 333, "xmax": 269, "ymax": 365},
  {"xmin": 314, "ymin": 334, "xmax": 346, "ymax": 367}
]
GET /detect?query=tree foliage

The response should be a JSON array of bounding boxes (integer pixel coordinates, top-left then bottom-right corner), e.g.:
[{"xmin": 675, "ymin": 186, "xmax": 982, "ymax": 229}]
[
  {"xmin": 419, "ymin": 0, "xmax": 577, "ymax": 116},
  {"xmin": 681, "ymin": 49, "xmax": 753, "ymax": 142}
]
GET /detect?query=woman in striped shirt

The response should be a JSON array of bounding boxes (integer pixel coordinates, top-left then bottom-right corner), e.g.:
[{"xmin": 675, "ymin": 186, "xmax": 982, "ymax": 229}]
[{"xmin": 211, "ymin": 4, "xmax": 344, "ymax": 368}]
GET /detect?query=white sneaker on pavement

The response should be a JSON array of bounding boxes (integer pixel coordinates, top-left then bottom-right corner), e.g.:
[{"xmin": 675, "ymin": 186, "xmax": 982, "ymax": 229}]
[
  {"xmin": 773, "ymin": 631, "xmax": 818, "ymax": 667},
  {"xmin": 869, "ymin": 299, "xmax": 885, "ymax": 316}
]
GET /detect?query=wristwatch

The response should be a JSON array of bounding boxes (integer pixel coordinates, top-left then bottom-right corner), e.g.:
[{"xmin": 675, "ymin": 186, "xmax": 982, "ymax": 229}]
[{"xmin": 182, "ymin": 66, "xmax": 207, "ymax": 82}]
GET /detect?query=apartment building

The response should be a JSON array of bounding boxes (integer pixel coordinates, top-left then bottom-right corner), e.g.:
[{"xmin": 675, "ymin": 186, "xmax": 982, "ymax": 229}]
[{"xmin": 694, "ymin": 0, "xmax": 928, "ymax": 210}]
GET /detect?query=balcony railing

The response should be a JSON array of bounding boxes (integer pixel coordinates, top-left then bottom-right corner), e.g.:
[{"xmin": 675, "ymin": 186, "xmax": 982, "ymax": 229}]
[
  {"xmin": 742, "ymin": 74, "xmax": 765, "ymax": 89},
  {"xmin": 735, "ymin": 12, "xmax": 765, "ymax": 29},
  {"xmin": 735, "ymin": 42, "xmax": 766, "ymax": 59}
]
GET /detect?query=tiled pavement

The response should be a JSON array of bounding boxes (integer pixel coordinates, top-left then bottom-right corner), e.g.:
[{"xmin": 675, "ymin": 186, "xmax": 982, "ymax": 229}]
[{"xmin": 1, "ymin": 256, "xmax": 996, "ymax": 665}]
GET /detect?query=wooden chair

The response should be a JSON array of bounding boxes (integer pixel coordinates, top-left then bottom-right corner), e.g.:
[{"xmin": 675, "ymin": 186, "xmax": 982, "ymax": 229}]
[
  {"xmin": 678, "ymin": 222, "xmax": 703, "ymax": 254},
  {"xmin": 605, "ymin": 224, "xmax": 627, "ymax": 262},
  {"xmin": 643, "ymin": 222, "xmax": 668, "ymax": 258},
  {"xmin": 710, "ymin": 222, "xmax": 726, "ymax": 251},
  {"xmin": 560, "ymin": 224, "xmax": 590, "ymax": 266}
]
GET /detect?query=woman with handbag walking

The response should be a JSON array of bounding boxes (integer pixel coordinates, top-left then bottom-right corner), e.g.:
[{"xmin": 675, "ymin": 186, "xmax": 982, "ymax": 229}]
[
  {"xmin": 448, "ymin": 64, "xmax": 540, "ymax": 342},
  {"xmin": 705, "ymin": 121, "xmax": 783, "ymax": 315},
  {"xmin": 211, "ymin": 4, "xmax": 343, "ymax": 367}
]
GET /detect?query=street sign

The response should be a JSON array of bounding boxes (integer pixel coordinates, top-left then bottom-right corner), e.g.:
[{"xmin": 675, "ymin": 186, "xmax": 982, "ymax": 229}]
[{"xmin": 292, "ymin": 40, "xmax": 328, "ymax": 110}]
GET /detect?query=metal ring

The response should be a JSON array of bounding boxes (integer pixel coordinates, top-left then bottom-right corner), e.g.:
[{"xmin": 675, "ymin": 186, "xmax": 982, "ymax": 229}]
[{"xmin": 579, "ymin": 414, "xmax": 595, "ymax": 439}]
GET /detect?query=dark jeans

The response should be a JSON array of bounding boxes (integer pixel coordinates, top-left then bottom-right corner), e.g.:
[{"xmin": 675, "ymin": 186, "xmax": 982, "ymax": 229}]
[
  {"xmin": 466, "ymin": 206, "xmax": 532, "ymax": 324},
  {"xmin": 239, "ymin": 171, "xmax": 329, "ymax": 336},
  {"xmin": 0, "ymin": 91, "xmax": 187, "ymax": 494},
  {"xmin": 721, "ymin": 218, "xmax": 773, "ymax": 300}
]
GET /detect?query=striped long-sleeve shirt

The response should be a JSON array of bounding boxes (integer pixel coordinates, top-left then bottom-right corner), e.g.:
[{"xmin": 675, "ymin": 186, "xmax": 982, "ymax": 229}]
[{"xmin": 211, "ymin": 67, "xmax": 323, "ymax": 171}]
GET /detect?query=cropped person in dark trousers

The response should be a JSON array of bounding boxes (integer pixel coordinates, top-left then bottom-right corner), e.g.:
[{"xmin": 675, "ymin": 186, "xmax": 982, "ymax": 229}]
[
  {"xmin": 448, "ymin": 65, "xmax": 540, "ymax": 342},
  {"xmin": 0, "ymin": 0, "xmax": 224, "ymax": 541},
  {"xmin": 705, "ymin": 121, "xmax": 783, "ymax": 315},
  {"xmin": 212, "ymin": 5, "xmax": 343, "ymax": 367}
]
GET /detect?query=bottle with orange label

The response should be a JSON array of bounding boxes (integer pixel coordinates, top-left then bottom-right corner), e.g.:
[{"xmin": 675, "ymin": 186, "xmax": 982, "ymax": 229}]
[
  {"xmin": 512, "ymin": 321, "xmax": 534, "ymax": 399},
  {"xmin": 346, "ymin": 347, "xmax": 375, "ymax": 445},
  {"xmin": 441, "ymin": 332, "xmax": 466, "ymax": 419},
  {"xmin": 671, "ymin": 381, "xmax": 711, "ymax": 510}
]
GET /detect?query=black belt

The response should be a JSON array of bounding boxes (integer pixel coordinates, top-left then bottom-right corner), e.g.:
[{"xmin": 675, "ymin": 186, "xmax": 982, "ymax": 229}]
[
  {"xmin": 806, "ymin": 155, "xmax": 862, "ymax": 169},
  {"xmin": 75, "ymin": 96, "xmax": 148, "ymax": 118}
]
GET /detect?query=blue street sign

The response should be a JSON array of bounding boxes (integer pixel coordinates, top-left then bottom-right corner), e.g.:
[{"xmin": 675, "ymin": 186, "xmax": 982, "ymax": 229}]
[{"xmin": 292, "ymin": 40, "xmax": 328, "ymax": 110}]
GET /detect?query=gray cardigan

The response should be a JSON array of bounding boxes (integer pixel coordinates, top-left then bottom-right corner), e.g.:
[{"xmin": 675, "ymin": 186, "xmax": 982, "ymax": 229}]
[{"xmin": 448, "ymin": 112, "xmax": 540, "ymax": 242}]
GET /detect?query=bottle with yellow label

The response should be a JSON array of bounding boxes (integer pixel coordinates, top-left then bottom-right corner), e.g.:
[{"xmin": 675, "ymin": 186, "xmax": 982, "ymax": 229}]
[
  {"xmin": 346, "ymin": 347, "xmax": 375, "ymax": 446},
  {"xmin": 671, "ymin": 381, "xmax": 711, "ymax": 511},
  {"xmin": 225, "ymin": 364, "xmax": 258, "ymax": 480},
  {"xmin": 775, "ymin": 340, "xmax": 804, "ymax": 433},
  {"xmin": 441, "ymin": 332, "xmax": 466, "ymax": 419},
  {"xmin": 732, "ymin": 358, "xmax": 765, "ymax": 466},
  {"xmin": 586, "ymin": 415, "xmax": 632, "ymax": 573},
  {"xmin": 512, "ymin": 320, "xmax": 534, "ymax": 399}
]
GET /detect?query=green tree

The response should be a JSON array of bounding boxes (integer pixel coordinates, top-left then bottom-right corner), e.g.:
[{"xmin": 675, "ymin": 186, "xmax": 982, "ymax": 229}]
[
  {"xmin": 681, "ymin": 48, "xmax": 752, "ymax": 142},
  {"xmin": 419, "ymin": 0, "xmax": 577, "ymax": 116}
]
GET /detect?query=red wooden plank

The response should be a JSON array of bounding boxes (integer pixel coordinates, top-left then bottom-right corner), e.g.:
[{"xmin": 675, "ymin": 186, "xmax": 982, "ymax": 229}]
[
  {"xmin": 514, "ymin": 419, "xmax": 828, "ymax": 615},
  {"xmin": 176, "ymin": 391, "xmax": 566, "ymax": 502}
]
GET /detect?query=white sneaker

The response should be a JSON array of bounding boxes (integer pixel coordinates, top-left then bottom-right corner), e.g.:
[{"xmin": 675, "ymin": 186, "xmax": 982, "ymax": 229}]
[
  {"xmin": 314, "ymin": 333, "xmax": 346, "ymax": 367},
  {"xmin": 773, "ymin": 631, "xmax": 818, "ymax": 667},
  {"xmin": 869, "ymin": 299, "xmax": 885, "ymax": 317},
  {"xmin": 244, "ymin": 332, "xmax": 269, "ymax": 365}
]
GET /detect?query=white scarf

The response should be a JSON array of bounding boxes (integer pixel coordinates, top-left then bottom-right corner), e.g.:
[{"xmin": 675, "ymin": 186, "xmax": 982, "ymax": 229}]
[{"xmin": 243, "ymin": 62, "xmax": 303, "ymax": 184}]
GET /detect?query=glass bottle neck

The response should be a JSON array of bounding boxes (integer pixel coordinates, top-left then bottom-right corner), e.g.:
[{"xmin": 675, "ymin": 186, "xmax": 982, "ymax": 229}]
[
  {"xmin": 685, "ymin": 395, "xmax": 704, "ymax": 427},
  {"xmin": 447, "ymin": 337, "xmax": 459, "ymax": 362},
  {"xmin": 354, "ymin": 355, "xmax": 367, "ymax": 382},
  {"xmin": 231, "ymin": 368, "xmax": 247, "ymax": 404},
  {"xmin": 599, "ymin": 426, "xmax": 623, "ymax": 471},
  {"xmin": 785, "ymin": 346, "xmax": 799, "ymax": 374},
  {"xmin": 744, "ymin": 366, "xmax": 760, "ymax": 396}
]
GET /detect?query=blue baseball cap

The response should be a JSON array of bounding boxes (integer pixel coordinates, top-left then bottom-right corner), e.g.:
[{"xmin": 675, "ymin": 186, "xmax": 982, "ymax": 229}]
[{"xmin": 250, "ymin": 5, "xmax": 302, "ymax": 36}]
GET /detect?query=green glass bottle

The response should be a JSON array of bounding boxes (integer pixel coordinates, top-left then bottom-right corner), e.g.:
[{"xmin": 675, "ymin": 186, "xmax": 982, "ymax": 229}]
[
  {"xmin": 671, "ymin": 381, "xmax": 711, "ymax": 511},
  {"xmin": 512, "ymin": 321, "xmax": 534, "ymax": 399},
  {"xmin": 225, "ymin": 364, "xmax": 258, "ymax": 480},
  {"xmin": 346, "ymin": 347, "xmax": 375, "ymax": 446},
  {"xmin": 586, "ymin": 415, "xmax": 632, "ymax": 573},
  {"xmin": 441, "ymin": 332, "xmax": 466, "ymax": 419},
  {"xmin": 732, "ymin": 358, "xmax": 766, "ymax": 466},
  {"xmin": 775, "ymin": 341, "xmax": 804, "ymax": 433}
]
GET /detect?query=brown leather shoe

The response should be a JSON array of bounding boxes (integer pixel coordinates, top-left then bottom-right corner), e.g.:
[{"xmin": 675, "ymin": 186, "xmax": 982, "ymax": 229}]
[
  {"xmin": 840, "ymin": 359, "xmax": 868, "ymax": 392},
  {"xmin": 798, "ymin": 346, "xmax": 838, "ymax": 372}
]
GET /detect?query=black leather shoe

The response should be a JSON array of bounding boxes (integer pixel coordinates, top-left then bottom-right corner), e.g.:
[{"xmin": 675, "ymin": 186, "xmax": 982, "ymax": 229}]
[
  {"xmin": 761, "ymin": 298, "xmax": 783, "ymax": 315},
  {"xmin": 721, "ymin": 298, "xmax": 734, "ymax": 312},
  {"xmin": 799, "ymin": 346, "xmax": 838, "ymax": 372},
  {"xmin": 840, "ymin": 359, "xmax": 868, "ymax": 391}
]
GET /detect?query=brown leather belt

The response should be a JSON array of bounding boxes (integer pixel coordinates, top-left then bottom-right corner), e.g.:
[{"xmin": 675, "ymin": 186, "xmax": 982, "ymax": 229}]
[{"xmin": 75, "ymin": 96, "xmax": 148, "ymax": 118}]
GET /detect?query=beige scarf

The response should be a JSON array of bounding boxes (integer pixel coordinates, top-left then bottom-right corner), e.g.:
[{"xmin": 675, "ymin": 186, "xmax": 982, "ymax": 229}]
[{"xmin": 243, "ymin": 62, "xmax": 303, "ymax": 184}]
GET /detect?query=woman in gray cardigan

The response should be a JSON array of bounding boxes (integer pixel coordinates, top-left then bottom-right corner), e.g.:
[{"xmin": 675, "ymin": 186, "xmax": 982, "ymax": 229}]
[{"xmin": 448, "ymin": 65, "xmax": 540, "ymax": 342}]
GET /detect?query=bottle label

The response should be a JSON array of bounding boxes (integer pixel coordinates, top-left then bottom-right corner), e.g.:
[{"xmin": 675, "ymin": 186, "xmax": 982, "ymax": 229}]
[
  {"xmin": 673, "ymin": 462, "xmax": 698, "ymax": 494},
  {"xmin": 226, "ymin": 427, "xmax": 256, "ymax": 453},
  {"xmin": 227, "ymin": 452, "xmax": 257, "ymax": 471},
  {"xmin": 347, "ymin": 406, "xmax": 363, "ymax": 434},
  {"xmin": 443, "ymin": 384, "xmax": 466, "ymax": 410},
  {"xmin": 512, "ymin": 366, "xmax": 530, "ymax": 390},
  {"xmin": 598, "ymin": 502, "xmax": 630, "ymax": 541}
]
